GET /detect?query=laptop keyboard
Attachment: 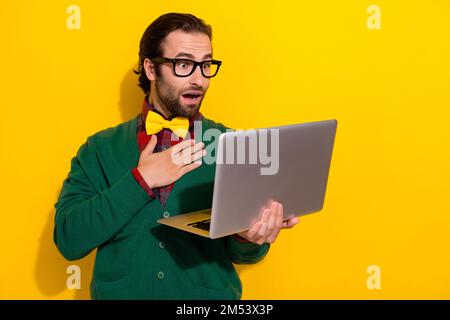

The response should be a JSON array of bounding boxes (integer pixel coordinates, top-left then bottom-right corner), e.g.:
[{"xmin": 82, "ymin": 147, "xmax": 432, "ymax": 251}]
[{"xmin": 187, "ymin": 218, "xmax": 211, "ymax": 231}]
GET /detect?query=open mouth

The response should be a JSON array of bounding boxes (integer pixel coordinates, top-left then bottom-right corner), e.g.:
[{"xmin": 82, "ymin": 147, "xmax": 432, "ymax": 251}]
[{"xmin": 181, "ymin": 93, "xmax": 202, "ymax": 103}]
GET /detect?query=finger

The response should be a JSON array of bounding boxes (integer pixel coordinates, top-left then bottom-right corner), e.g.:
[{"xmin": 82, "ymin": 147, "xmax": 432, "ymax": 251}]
[
  {"xmin": 267, "ymin": 203, "xmax": 283, "ymax": 243},
  {"xmin": 254, "ymin": 221, "xmax": 268, "ymax": 244},
  {"xmin": 176, "ymin": 142, "xmax": 205, "ymax": 165},
  {"xmin": 143, "ymin": 135, "xmax": 158, "ymax": 154},
  {"xmin": 288, "ymin": 217, "xmax": 300, "ymax": 227},
  {"xmin": 170, "ymin": 139, "xmax": 196, "ymax": 155},
  {"xmin": 250, "ymin": 209, "xmax": 270, "ymax": 243},
  {"xmin": 190, "ymin": 148, "xmax": 207, "ymax": 165},
  {"xmin": 252, "ymin": 208, "xmax": 270, "ymax": 239},
  {"xmin": 170, "ymin": 142, "xmax": 203, "ymax": 165},
  {"xmin": 276, "ymin": 203, "xmax": 283, "ymax": 229},
  {"xmin": 282, "ymin": 217, "xmax": 299, "ymax": 229},
  {"xmin": 185, "ymin": 140, "xmax": 205, "ymax": 155},
  {"xmin": 179, "ymin": 144, "xmax": 206, "ymax": 165},
  {"xmin": 260, "ymin": 207, "xmax": 272, "ymax": 225},
  {"xmin": 247, "ymin": 221, "xmax": 262, "ymax": 239},
  {"xmin": 265, "ymin": 203, "xmax": 278, "ymax": 235},
  {"xmin": 174, "ymin": 139, "xmax": 203, "ymax": 156},
  {"xmin": 178, "ymin": 161, "xmax": 203, "ymax": 177},
  {"xmin": 170, "ymin": 140, "xmax": 194, "ymax": 165},
  {"xmin": 182, "ymin": 149, "xmax": 206, "ymax": 166}
]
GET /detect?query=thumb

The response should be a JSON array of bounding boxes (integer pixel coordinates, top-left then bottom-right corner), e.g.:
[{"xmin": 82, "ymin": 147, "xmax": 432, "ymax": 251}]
[{"xmin": 144, "ymin": 135, "xmax": 157, "ymax": 154}]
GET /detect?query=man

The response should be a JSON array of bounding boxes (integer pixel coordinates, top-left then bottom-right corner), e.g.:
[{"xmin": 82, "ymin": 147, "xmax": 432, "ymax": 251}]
[{"xmin": 54, "ymin": 12, "xmax": 299, "ymax": 300}]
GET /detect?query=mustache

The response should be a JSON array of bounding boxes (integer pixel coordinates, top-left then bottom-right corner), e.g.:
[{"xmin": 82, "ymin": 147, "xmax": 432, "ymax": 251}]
[{"xmin": 182, "ymin": 86, "xmax": 205, "ymax": 94}]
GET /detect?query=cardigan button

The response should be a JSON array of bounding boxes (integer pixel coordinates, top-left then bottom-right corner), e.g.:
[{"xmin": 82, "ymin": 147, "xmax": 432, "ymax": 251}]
[
  {"xmin": 158, "ymin": 241, "xmax": 165, "ymax": 249},
  {"xmin": 162, "ymin": 211, "xmax": 170, "ymax": 218},
  {"xmin": 157, "ymin": 271, "xmax": 165, "ymax": 280}
]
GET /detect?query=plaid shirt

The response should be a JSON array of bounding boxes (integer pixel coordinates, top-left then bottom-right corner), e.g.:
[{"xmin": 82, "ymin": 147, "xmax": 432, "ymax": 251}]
[{"xmin": 131, "ymin": 96, "xmax": 203, "ymax": 209}]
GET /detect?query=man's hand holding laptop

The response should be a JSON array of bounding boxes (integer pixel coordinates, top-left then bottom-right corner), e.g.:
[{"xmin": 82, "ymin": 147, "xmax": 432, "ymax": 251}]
[{"xmin": 235, "ymin": 201, "xmax": 300, "ymax": 245}]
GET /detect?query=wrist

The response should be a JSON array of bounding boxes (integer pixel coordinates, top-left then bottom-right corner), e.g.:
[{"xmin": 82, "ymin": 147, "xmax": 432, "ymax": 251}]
[
  {"xmin": 137, "ymin": 166, "xmax": 156, "ymax": 189},
  {"xmin": 132, "ymin": 167, "xmax": 156, "ymax": 198}
]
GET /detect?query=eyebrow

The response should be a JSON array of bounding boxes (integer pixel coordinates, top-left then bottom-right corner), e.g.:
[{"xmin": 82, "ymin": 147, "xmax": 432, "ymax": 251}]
[{"xmin": 173, "ymin": 52, "xmax": 212, "ymax": 60}]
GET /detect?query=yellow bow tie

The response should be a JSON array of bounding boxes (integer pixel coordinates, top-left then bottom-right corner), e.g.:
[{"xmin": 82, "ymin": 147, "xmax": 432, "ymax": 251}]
[{"xmin": 145, "ymin": 111, "xmax": 189, "ymax": 138}]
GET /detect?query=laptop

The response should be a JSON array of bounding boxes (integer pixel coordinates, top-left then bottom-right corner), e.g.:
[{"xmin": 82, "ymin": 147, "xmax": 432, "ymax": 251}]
[{"xmin": 157, "ymin": 119, "xmax": 338, "ymax": 239}]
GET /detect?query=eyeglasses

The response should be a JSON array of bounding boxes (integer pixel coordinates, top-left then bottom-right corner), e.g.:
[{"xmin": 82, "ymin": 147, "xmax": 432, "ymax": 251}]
[{"xmin": 150, "ymin": 57, "xmax": 222, "ymax": 78}]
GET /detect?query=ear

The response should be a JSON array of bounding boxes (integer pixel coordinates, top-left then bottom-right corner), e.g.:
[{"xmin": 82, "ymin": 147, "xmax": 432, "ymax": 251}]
[{"xmin": 143, "ymin": 58, "xmax": 156, "ymax": 81}]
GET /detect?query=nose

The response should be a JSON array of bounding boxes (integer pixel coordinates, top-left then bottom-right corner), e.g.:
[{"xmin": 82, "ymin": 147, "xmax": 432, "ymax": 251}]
[{"xmin": 189, "ymin": 64, "xmax": 208, "ymax": 87}]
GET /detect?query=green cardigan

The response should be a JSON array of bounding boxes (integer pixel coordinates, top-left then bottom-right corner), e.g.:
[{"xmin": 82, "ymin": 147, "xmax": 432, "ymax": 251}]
[{"xmin": 54, "ymin": 115, "xmax": 270, "ymax": 300}]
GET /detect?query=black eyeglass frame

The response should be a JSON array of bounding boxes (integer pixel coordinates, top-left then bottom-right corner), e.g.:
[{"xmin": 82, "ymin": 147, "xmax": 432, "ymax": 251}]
[{"xmin": 150, "ymin": 57, "xmax": 222, "ymax": 78}]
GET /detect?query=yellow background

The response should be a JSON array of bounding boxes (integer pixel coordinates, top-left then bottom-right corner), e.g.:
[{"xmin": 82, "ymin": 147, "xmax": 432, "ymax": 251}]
[{"xmin": 1, "ymin": 0, "xmax": 449, "ymax": 299}]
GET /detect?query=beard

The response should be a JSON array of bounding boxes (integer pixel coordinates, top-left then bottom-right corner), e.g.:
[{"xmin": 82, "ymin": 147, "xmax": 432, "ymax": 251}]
[{"xmin": 154, "ymin": 75, "xmax": 205, "ymax": 119}]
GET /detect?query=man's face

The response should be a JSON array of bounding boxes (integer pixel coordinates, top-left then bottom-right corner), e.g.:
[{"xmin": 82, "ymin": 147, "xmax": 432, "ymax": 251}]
[{"xmin": 148, "ymin": 30, "xmax": 213, "ymax": 118}]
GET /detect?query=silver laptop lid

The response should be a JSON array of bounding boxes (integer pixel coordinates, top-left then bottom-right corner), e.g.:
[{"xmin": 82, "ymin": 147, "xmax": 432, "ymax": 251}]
[{"xmin": 209, "ymin": 119, "xmax": 337, "ymax": 238}]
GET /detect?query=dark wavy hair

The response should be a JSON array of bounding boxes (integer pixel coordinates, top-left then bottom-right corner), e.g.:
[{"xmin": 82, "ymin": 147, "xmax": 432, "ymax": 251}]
[{"xmin": 134, "ymin": 13, "xmax": 213, "ymax": 95}]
